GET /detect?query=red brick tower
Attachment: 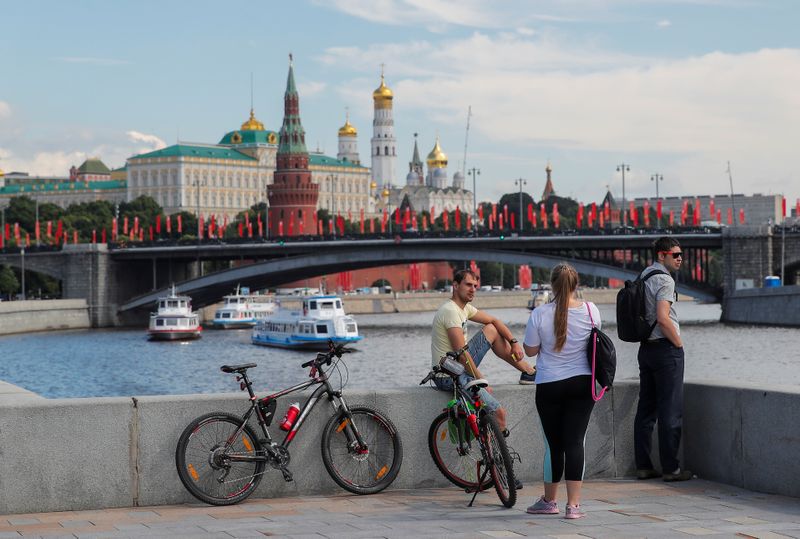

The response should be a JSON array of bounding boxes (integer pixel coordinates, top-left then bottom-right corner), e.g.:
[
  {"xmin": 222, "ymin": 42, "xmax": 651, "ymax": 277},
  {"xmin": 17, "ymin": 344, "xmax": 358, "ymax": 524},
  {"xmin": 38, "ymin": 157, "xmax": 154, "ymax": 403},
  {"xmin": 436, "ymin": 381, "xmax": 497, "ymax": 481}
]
[{"xmin": 268, "ymin": 56, "xmax": 319, "ymax": 236}]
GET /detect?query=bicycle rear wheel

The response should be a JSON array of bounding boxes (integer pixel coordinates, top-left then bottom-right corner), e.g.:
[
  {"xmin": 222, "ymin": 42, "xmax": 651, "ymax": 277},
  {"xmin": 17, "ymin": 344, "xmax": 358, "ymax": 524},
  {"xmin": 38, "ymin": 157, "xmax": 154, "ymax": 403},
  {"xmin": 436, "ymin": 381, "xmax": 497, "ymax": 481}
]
[
  {"xmin": 175, "ymin": 412, "xmax": 266, "ymax": 506},
  {"xmin": 482, "ymin": 414, "xmax": 517, "ymax": 508},
  {"xmin": 321, "ymin": 406, "xmax": 403, "ymax": 495},
  {"xmin": 428, "ymin": 411, "xmax": 493, "ymax": 491}
]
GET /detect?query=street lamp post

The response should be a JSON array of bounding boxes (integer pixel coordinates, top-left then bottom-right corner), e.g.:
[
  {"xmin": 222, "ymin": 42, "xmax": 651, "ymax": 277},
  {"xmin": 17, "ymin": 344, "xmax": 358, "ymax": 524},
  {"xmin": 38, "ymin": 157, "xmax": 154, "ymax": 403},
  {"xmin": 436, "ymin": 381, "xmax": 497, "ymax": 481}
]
[
  {"xmin": 35, "ymin": 199, "xmax": 39, "ymax": 247},
  {"xmin": 382, "ymin": 187, "xmax": 392, "ymax": 235},
  {"xmin": 331, "ymin": 175, "xmax": 337, "ymax": 239},
  {"xmin": 650, "ymin": 173, "xmax": 663, "ymax": 228},
  {"xmin": 514, "ymin": 178, "xmax": 527, "ymax": 232},
  {"xmin": 617, "ymin": 164, "xmax": 630, "ymax": 227},
  {"xmin": 468, "ymin": 168, "xmax": 480, "ymax": 236},
  {"xmin": 193, "ymin": 178, "xmax": 205, "ymax": 275},
  {"xmin": 20, "ymin": 248, "xmax": 25, "ymax": 300}
]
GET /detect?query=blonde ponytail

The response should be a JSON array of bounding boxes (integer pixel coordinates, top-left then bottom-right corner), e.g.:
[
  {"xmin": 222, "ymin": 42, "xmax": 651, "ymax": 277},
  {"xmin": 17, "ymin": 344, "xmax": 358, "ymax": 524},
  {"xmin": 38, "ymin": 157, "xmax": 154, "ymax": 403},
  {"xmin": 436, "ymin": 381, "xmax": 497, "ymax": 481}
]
[{"xmin": 551, "ymin": 262, "xmax": 579, "ymax": 352}]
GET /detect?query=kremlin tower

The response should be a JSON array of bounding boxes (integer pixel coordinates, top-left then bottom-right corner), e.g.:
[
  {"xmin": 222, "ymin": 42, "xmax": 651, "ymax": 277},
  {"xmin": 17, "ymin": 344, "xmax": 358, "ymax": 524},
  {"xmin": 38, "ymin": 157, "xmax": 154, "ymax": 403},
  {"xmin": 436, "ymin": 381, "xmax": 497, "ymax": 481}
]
[
  {"xmin": 425, "ymin": 137, "xmax": 448, "ymax": 189},
  {"xmin": 268, "ymin": 56, "xmax": 319, "ymax": 236},
  {"xmin": 541, "ymin": 161, "xmax": 555, "ymax": 200},
  {"xmin": 337, "ymin": 110, "xmax": 360, "ymax": 165},
  {"xmin": 371, "ymin": 67, "xmax": 397, "ymax": 189}
]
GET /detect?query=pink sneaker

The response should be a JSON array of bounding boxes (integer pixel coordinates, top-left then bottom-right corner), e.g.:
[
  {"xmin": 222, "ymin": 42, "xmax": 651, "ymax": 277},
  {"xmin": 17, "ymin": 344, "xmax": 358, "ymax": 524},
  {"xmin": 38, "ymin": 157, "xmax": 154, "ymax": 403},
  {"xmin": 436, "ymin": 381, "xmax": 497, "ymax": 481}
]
[
  {"xmin": 526, "ymin": 496, "xmax": 559, "ymax": 514},
  {"xmin": 565, "ymin": 504, "xmax": 585, "ymax": 519}
]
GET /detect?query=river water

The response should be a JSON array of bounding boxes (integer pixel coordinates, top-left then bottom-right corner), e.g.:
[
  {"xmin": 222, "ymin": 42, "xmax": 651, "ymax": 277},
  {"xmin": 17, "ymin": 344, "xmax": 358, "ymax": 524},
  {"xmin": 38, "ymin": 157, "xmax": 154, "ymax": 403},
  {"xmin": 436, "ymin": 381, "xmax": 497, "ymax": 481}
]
[{"xmin": 1, "ymin": 302, "xmax": 799, "ymax": 399}]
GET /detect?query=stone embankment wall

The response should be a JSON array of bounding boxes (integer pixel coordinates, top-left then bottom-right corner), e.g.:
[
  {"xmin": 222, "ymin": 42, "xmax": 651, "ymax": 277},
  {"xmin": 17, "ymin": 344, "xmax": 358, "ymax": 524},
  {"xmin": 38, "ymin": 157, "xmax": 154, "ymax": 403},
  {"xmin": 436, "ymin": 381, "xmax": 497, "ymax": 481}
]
[
  {"xmin": 722, "ymin": 285, "xmax": 800, "ymax": 326},
  {"xmin": 0, "ymin": 380, "xmax": 797, "ymax": 514},
  {"xmin": 0, "ymin": 299, "xmax": 90, "ymax": 336}
]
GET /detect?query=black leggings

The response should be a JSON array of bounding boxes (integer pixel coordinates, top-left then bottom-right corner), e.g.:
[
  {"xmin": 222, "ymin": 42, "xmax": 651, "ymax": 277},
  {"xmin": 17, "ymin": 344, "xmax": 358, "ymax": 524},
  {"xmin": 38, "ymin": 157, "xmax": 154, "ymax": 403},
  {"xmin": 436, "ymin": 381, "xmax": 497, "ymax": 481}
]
[{"xmin": 535, "ymin": 375, "xmax": 595, "ymax": 483}]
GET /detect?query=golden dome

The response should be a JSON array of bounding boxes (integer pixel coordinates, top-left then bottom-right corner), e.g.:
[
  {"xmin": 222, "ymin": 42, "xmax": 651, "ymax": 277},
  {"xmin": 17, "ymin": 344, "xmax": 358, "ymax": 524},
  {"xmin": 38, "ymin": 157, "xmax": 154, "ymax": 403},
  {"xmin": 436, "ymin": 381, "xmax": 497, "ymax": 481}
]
[
  {"xmin": 373, "ymin": 74, "xmax": 393, "ymax": 109},
  {"xmin": 426, "ymin": 137, "xmax": 448, "ymax": 168},
  {"xmin": 370, "ymin": 181, "xmax": 377, "ymax": 189},
  {"xmin": 381, "ymin": 188, "xmax": 391, "ymax": 198},
  {"xmin": 338, "ymin": 111, "xmax": 358, "ymax": 137},
  {"xmin": 240, "ymin": 109, "xmax": 265, "ymax": 131}
]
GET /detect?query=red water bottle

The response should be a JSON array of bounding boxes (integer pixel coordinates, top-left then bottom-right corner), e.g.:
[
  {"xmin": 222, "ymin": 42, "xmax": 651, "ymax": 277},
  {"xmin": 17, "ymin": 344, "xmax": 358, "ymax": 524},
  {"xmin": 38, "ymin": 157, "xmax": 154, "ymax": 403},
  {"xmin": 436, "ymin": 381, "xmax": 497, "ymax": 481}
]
[
  {"xmin": 466, "ymin": 413, "xmax": 479, "ymax": 437},
  {"xmin": 279, "ymin": 402, "xmax": 301, "ymax": 431}
]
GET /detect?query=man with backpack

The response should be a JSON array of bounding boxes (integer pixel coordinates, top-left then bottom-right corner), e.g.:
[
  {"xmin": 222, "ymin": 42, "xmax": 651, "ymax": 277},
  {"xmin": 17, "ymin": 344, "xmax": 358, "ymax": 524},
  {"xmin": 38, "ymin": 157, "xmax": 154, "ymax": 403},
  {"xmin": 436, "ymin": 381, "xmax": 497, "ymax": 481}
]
[{"xmin": 619, "ymin": 236, "xmax": 693, "ymax": 482}]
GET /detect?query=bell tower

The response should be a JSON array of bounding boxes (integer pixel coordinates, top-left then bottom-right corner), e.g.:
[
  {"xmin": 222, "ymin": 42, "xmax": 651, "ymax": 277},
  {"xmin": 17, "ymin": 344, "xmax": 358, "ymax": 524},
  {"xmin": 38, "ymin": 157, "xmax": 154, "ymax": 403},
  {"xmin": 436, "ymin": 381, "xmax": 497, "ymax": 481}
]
[{"xmin": 268, "ymin": 55, "xmax": 319, "ymax": 236}]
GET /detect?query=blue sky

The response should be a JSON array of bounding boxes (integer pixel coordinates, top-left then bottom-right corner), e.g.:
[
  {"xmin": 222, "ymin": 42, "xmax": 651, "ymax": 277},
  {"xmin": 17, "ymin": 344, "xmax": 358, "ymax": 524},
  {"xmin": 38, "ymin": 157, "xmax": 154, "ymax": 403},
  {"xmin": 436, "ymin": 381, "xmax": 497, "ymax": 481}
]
[{"xmin": 1, "ymin": 0, "xmax": 798, "ymax": 208}]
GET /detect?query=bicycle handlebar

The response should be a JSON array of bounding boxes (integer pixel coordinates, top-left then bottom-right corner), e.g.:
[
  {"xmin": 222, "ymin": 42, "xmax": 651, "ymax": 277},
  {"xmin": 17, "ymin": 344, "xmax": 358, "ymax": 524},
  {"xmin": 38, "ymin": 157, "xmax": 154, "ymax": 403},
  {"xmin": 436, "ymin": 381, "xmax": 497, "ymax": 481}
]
[{"xmin": 301, "ymin": 340, "xmax": 354, "ymax": 369}]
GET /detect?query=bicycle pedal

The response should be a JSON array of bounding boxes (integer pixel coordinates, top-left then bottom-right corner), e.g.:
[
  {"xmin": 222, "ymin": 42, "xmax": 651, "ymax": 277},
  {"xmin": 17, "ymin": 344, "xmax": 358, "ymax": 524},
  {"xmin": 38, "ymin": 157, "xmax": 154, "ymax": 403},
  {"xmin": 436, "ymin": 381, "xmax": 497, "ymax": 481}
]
[{"xmin": 280, "ymin": 468, "xmax": 294, "ymax": 482}]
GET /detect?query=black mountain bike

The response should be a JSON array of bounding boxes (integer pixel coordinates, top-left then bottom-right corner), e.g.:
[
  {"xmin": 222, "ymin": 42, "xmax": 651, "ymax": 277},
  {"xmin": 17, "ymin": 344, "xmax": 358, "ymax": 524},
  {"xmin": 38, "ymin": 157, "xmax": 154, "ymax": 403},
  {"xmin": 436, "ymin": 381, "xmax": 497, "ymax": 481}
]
[
  {"xmin": 176, "ymin": 342, "xmax": 403, "ymax": 505},
  {"xmin": 420, "ymin": 352, "xmax": 517, "ymax": 508}
]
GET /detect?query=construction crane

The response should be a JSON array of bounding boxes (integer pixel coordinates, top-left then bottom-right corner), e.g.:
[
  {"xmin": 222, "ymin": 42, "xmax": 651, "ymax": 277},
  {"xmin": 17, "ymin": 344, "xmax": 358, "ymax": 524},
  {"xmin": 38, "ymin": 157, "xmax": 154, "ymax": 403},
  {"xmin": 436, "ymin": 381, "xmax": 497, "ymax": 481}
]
[{"xmin": 461, "ymin": 106, "xmax": 472, "ymax": 175}]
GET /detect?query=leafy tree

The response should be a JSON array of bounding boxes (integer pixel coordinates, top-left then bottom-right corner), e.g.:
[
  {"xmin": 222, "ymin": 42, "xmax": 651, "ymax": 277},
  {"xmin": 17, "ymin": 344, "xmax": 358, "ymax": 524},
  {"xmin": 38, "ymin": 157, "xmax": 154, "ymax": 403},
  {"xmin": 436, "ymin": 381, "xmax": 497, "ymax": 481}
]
[
  {"xmin": 498, "ymin": 192, "xmax": 535, "ymax": 231},
  {"xmin": 0, "ymin": 264, "xmax": 19, "ymax": 295}
]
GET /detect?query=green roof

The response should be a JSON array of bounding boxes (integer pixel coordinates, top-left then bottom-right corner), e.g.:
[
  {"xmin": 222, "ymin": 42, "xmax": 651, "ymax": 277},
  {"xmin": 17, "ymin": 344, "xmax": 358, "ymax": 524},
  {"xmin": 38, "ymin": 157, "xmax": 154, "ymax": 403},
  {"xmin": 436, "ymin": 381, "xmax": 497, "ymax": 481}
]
[
  {"xmin": 77, "ymin": 158, "xmax": 111, "ymax": 175},
  {"xmin": 218, "ymin": 130, "xmax": 279, "ymax": 146},
  {"xmin": 309, "ymin": 154, "xmax": 367, "ymax": 169},
  {"xmin": 0, "ymin": 179, "xmax": 126, "ymax": 195},
  {"xmin": 129, "ymin": 144, "xmax": 257, "ymax": 162}
]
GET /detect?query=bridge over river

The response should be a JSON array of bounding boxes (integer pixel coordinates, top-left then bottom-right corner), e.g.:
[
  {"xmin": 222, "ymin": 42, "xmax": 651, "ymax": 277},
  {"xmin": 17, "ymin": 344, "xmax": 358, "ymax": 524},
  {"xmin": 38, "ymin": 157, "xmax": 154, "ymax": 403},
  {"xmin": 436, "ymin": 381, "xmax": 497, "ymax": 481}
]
[{"xmin": 1, "ymin": 225, "xmax": 797, "ymax": 327}]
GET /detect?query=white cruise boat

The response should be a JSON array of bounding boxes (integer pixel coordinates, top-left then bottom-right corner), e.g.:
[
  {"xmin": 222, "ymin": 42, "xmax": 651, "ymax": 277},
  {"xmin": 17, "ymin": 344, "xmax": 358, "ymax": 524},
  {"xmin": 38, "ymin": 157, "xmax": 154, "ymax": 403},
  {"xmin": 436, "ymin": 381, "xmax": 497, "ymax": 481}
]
[
  {"xmin": 147, "ymin": 286, "xmax": 202, "ymax": 341},
  {"xmin": 211, "ymin": 286, "xmax": 279, "ymax": 329},
  {"xmin": 251, "ymin": 295, "xmax": 363, "ymax": 349}
]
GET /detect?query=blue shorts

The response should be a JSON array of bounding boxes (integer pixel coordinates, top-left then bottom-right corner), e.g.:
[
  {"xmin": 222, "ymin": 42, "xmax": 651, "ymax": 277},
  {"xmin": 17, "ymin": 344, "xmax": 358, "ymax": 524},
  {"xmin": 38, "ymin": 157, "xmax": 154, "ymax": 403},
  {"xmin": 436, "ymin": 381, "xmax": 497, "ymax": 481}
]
[{"xmin": 432, "ymin": 330, "xmax": 501, "ymax": 413}]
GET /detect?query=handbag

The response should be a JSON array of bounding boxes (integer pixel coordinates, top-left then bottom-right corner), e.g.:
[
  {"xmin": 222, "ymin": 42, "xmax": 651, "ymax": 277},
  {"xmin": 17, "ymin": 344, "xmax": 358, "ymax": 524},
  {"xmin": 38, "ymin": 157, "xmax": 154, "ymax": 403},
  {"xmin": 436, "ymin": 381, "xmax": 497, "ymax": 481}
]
[{"xmin": 586, "ymin": 302, "xmax": 617, "ymax": 402}]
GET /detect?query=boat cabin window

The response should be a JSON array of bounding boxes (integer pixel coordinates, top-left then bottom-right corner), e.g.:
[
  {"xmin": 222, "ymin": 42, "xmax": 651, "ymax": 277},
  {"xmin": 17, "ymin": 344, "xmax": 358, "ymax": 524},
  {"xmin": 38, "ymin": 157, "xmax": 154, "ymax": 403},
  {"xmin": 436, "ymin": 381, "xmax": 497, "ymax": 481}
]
[
  {"xmin": 300, "ymin": 323, "xmax": 312, "ymax": 334},
  {"xmin": 166, "ymin": 318, "xmax": 178, "ymax": 326},
  {"xmin": 168, "ymin": 300, "xmax": 179, "ymax": 308},
  {"xmin": 336, "ymin": 300, "xmax": 342, "ymax": 309},
  {"xmin": 156, "ymin": 319, "xmax": 165, "ymax": 326},
  {"xmin": 316, "ymin": 324, "xmax": 328, "ymax": 334},
  {"xmin": 159, "ymin": 301, "xmax": 166, "ymax": 309},
  {"xmin": 308, "ymin": 301, "xmax": 317, "ymax": 310},
  {"xmin": 346, "ymin": 323, "xmax": 357, "ymax": 333},
  {"xmin": 319, "ymin": 301, "xmax": 334, "ymax": 310}
]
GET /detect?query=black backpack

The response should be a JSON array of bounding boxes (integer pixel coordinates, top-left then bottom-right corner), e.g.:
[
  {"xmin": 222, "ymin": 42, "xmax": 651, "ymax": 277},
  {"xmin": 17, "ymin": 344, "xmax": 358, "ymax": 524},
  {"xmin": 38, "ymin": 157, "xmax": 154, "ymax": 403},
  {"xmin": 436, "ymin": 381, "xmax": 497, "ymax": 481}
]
[
  {"xmin": 585, "ymin": 303, "xmax": 616, "ymax": 401},
  {"xmin": 616, "ymin": 270, "xmax": 668, "ymax": 342}
]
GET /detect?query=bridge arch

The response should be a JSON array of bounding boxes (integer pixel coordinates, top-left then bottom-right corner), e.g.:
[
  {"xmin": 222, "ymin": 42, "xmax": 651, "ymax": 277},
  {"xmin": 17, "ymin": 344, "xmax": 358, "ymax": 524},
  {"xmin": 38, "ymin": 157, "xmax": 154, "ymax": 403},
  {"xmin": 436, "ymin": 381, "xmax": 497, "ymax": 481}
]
[{"xmin": 121, "ymin": 246, "xmax": 717, "ymax": 311}]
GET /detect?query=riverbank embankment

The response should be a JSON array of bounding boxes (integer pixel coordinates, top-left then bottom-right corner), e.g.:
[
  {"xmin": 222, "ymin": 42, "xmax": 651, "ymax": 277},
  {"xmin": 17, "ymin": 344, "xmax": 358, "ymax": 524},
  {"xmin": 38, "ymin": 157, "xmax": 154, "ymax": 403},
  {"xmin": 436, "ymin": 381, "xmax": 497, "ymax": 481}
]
[
  {"xmin": 0, "ymin": 379, "xmax": 796, "ymax": 514},
  {"xmin": 0, "ymin": 299, "xmax": 90, "ymax": 336},
  {"xmin": 723, "ymin": 285, "xmax": 800, "ymax": 326}
]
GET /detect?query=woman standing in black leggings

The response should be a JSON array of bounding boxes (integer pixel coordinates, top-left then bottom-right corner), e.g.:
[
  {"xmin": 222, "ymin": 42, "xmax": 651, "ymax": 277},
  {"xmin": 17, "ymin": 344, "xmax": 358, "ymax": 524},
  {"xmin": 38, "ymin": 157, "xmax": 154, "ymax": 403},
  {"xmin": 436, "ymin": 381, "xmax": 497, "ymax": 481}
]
[{"xmin": 522, "ymin": 263, "xmax": 600, "ymax": 520}]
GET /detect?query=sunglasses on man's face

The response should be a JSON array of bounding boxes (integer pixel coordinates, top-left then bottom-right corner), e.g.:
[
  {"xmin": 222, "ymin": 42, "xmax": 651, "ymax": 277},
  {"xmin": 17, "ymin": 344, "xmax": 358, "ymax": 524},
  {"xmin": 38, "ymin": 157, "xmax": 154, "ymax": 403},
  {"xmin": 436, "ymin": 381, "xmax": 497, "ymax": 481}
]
[{"xmin": 660, "ymin": 251, "xmax": 683, "ymax": 259}]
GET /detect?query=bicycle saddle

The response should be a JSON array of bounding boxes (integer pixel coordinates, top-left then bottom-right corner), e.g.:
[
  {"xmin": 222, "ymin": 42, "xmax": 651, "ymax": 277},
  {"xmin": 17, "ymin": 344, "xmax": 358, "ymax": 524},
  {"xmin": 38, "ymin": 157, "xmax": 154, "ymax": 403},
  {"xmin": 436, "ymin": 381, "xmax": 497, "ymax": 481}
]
[
  {"xmin": 463, "ymin": 378, "xmax": 489, "ymax": 390},
  {"xmin": 221, "ymin": 363, "xmax": 257, "ymax": 373}
]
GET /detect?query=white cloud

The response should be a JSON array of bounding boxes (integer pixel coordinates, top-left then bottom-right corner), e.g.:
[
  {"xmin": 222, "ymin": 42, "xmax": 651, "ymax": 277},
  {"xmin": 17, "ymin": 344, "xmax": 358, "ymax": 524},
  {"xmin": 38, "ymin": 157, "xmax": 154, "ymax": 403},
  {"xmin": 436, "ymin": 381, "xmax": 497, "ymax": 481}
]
[
  {"xmin": 319, "ymin": 0, "xmax": 497, "ymax": 29},
  {"xmin": 0, "ymin": 101, "xmax": 10, "ymax": 118},
  {"xmin": 297, "ymin": 81, "xmax": 327, "ymax": 98},
  {"xmin": 54, "ymin": 56, "xmax": 129, "ymax": 66},
  {"xmin": 324, "ymin": 33, "xmax": 800, "ymax": 200},
  {"xmin": 127, "ymin": 131, "xmax": 166, "ymax": 151},
  {"xmin": 657, "ymin": 19, "xmax": 672, "ymax": 27},
  {"xmin": 0, "ymin": 130, "xmax": 169, "ymax": 176}
]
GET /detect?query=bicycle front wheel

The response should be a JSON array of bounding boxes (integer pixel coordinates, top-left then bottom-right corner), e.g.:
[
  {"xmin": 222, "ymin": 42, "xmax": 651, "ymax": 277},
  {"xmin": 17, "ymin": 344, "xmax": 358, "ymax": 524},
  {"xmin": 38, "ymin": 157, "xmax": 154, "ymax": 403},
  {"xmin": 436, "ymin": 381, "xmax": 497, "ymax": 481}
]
[
  {"xmin": 482, "ymin": 414, "xmax": 517, "ymax": 508},
  {"xmin": 321, "ymin": 406, "xmax": 403, "ymax": 495},
  {"xmin": 175, "ymin": 412, "xmax": 266, "ymax": 506},
  {"xmin": 428, "ymin": 411, "xmax": 493, "ymax": 491}
]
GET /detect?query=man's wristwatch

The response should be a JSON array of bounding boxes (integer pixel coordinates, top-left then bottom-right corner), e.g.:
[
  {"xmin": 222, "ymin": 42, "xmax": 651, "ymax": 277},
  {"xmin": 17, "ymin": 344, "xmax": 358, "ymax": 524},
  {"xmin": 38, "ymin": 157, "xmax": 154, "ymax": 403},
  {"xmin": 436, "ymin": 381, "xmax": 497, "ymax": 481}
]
[{"xmin": 509, "ymin": 338, "xmax": 518, "ymax": 344}]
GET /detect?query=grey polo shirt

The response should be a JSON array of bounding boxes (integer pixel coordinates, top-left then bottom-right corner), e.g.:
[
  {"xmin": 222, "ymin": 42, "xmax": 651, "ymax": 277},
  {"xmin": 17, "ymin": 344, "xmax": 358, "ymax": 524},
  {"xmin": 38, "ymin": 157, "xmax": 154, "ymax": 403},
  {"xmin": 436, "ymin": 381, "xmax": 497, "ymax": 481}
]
[{"xmin": 641, "ymin": 262, "xmax": 680, "ymax": 340}]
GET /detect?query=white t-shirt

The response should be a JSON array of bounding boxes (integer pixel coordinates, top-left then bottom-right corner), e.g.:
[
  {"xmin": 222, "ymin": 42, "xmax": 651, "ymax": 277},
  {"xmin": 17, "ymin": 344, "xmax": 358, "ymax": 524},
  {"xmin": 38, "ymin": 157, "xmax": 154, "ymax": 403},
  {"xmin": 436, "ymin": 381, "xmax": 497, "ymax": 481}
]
[
  {"xmin": 523, "ymin": 301, "xmax": 601, "ymax": 384},
  {"xmin": 431, "ymin": 299, "xmax": 478, "ymax": 367}
]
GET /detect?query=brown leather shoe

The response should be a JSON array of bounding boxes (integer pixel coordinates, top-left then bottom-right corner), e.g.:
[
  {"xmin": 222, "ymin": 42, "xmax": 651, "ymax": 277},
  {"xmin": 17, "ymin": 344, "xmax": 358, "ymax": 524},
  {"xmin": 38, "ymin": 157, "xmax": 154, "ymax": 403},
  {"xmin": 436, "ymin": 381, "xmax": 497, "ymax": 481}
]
[
  {"xmin": 663, "ymin": 469, "xmax": 694, "ymax": 482},
  {"xmin": 636, "ymin": 468, "xmax": 662, "ymax": 480}
]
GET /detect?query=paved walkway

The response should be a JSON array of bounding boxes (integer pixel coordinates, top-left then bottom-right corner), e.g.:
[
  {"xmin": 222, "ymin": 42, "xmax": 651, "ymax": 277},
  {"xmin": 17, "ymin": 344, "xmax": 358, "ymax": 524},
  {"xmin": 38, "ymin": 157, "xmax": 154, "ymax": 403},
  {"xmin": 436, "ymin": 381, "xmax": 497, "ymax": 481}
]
[{"xmin": 2, "ymin": 479, "xmax": 799, "ymax": 538}]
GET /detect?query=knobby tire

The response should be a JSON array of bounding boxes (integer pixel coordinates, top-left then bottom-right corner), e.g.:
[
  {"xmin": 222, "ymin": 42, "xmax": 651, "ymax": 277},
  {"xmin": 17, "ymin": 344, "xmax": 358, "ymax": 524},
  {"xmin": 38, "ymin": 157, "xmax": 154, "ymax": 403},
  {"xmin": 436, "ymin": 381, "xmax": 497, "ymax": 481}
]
[
  {"xmin": 175, "ymin": 412, "xmax": 266, "ymax": 506},
  {"xmin": 428, "ymin": 411, "xmax": 494, "ymax": 491},
  {"xmin": 320, "ymin": 406, "xmax": 403, "ymax": 495},
  {"xmin": 482, "ymin": 413, "xmax": 517, "ymax": 508}
]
